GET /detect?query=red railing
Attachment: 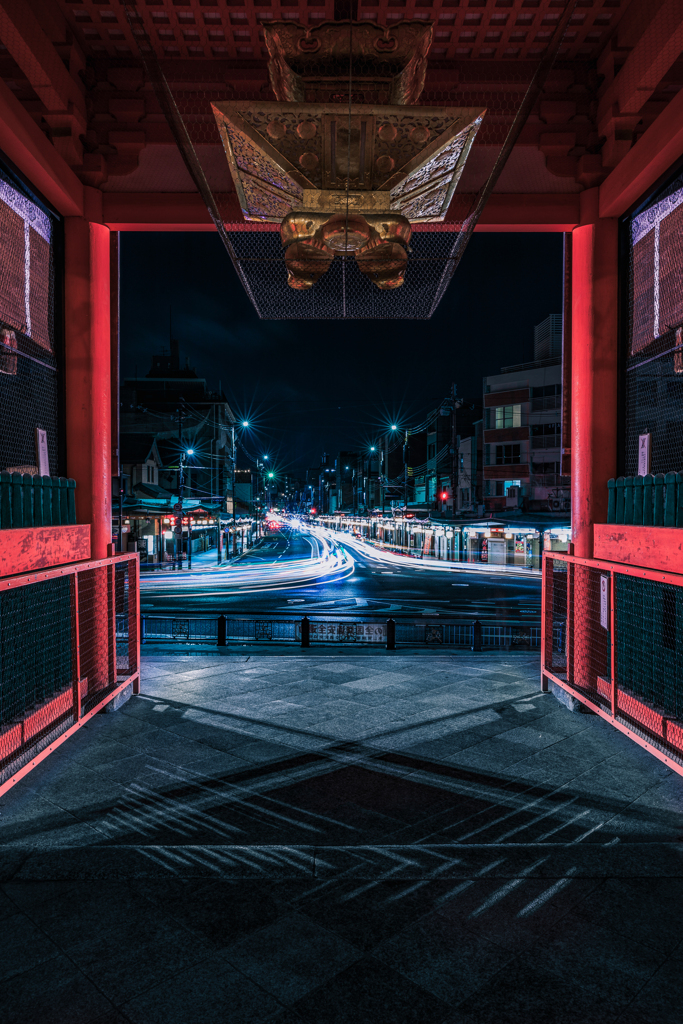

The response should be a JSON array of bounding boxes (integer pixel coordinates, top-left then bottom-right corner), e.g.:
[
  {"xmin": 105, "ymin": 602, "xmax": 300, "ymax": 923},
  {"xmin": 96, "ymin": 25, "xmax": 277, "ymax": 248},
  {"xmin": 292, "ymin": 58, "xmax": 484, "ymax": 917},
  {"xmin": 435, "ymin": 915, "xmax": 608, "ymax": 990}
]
[
  {"xmin": 542, "ymin": 550, "xmax": 683, "ymax": 776},
  {"xmin": 0, "ymin": 553, "xmax": 140, "ymax": 795}
]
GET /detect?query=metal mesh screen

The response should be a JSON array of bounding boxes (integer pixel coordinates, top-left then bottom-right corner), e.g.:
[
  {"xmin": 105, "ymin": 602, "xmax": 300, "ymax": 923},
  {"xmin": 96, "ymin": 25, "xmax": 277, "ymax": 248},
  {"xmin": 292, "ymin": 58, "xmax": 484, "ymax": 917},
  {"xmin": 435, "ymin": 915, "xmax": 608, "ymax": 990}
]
[
  {"xmin": 115, "ymin": 561, "xmax": 134, "ymax": 674},
  {"xmin": 616, "ymin": 574, "xmax": 683, "ymax": 722},
  {"xmin": 0, "ymin": 576, "xmax": 73, "ymax": 728},
  {"xmin": 228, "ymin": 226, "xmax": 460, "ymax": 319},
  {"xmin": 78, "ymin": 567, "xmax": 114, "ymax": 701},
  {"xmin": 0, "ymin": 164, "xmax": 61, "ymax": 476},
  {"xmin": 545, "ymin": 558, "xmax": 610, "ymax": 709},
  {"xmin": 624, "ymin": 166, "xmax": 683, "ymax": 476}
]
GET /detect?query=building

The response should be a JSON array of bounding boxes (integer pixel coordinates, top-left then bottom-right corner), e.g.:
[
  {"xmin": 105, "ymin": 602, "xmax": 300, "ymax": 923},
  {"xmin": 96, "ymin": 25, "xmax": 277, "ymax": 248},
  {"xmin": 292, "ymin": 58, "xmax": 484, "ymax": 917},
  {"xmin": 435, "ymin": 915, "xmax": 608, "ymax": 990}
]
[
  {"xmin": 333, "ymin": 452, "xmax": 357, "ymax": 512},
  {"xmin": 119, "ymin": 338, "xmax": 236, "ymax": 511},
  {"xmin": 483, "ymin": 315, "xmax": 569, "ymax": 515},
  {"xmin": 456, "ymin": 421, "xmax": 484, "ymax": 515}
]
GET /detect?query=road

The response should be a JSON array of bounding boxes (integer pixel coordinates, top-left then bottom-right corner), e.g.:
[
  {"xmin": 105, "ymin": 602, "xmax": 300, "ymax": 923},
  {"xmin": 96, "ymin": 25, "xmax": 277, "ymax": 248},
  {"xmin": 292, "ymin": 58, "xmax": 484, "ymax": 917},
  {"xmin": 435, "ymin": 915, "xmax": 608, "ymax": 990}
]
[{"xmin": 140, "ymin": 524, "xmax": 542, "ymax": 622}]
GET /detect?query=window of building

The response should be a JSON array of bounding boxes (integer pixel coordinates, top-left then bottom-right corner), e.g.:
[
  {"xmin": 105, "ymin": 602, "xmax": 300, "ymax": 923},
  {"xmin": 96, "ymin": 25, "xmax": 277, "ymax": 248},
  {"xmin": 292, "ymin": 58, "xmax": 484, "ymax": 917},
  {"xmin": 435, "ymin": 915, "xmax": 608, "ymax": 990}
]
[
  {"xmin": 494, "ymin": 404, "xmax": 521, "ymax": 429},
  {"xmin": 531, "ymin": 423, "xmax": 561, "ymax": 437},
  {"xmin": 428, "ymin": 443, "xmax": 436, "ymax": 459},
  {"xmin": 496, "ymin": 444, "xmax": 521, "ymax": 464}
]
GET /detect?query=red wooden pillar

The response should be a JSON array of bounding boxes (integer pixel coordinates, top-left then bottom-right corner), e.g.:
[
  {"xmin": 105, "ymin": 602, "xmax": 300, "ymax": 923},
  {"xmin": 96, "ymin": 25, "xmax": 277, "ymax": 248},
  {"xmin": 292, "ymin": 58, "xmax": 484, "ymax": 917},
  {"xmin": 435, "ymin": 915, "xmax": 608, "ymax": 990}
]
[
  {"xmin": 64, "ymin": 214, "xmax": 111, "ymax": 560},
  {"xmin": 64, "ymin": 209, "xmax": 111, "ymax": 693},
  {"xmin": 571, "ymin": 191, "xmax": 619, "ymax": 558},
  {"xmin": 571, "ymin": 190, "xmax": 618, "ymax": 689}
]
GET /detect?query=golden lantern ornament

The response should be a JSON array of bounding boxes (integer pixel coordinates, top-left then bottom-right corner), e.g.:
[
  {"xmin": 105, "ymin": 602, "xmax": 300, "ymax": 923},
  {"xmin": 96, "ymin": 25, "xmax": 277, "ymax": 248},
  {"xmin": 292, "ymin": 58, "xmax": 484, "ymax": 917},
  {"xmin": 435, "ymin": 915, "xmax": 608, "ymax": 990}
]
[{"xmin": 212, "ymin": 21, "xmax": 485, "ymax": 292}]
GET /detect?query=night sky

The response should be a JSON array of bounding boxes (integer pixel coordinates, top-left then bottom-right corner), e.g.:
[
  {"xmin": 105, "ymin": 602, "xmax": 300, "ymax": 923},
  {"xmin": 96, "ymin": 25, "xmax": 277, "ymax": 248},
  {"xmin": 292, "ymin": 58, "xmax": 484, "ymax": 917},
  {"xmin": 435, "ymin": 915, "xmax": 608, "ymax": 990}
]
[{"xmin": 120, "ymin": 230, "xmax": 563, "ymax": 474}]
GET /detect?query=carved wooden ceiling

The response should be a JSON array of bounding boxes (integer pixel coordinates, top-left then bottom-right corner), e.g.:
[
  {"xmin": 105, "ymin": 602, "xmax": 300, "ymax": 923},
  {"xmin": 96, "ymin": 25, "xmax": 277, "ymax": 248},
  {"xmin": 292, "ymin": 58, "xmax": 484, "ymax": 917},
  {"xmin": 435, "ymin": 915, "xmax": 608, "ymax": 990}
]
[
  {"xmin": 0, "ymin": 1, "xmax": 681, "ymax": 202},
  {"xmin": 55, "ymin": 0, "xmax": 624, "ymax": 65}
]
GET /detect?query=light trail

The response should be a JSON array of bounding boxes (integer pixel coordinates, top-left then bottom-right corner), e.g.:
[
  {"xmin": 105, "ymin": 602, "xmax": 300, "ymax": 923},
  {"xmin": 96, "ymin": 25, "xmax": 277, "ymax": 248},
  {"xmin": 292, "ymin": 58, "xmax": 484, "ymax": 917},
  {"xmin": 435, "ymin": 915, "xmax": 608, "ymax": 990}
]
[
  {"xmin": 140, "ymin": 520, "xmax": 355, "ymax": 597},
  {"xmin": 309, "ymin": 522, "xmax": 541, "ymax": 579}
]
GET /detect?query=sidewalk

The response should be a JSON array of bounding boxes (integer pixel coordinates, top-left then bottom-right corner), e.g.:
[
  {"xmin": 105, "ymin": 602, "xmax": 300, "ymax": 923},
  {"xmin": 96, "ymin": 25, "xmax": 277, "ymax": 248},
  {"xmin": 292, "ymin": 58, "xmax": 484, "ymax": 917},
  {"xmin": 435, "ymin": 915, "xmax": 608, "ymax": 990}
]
[{"xmin": 1, "ymin": 652, "xmax": 682, "ymax": 1023}]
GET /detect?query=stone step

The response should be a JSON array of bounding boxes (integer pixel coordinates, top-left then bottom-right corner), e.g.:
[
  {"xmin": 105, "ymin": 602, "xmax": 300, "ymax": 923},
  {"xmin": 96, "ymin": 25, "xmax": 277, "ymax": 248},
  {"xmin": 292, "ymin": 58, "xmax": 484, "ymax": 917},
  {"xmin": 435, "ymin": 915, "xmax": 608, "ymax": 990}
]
[{"xmin": 3, "ymin": 841, "xmax": 683, "ymax": 882}]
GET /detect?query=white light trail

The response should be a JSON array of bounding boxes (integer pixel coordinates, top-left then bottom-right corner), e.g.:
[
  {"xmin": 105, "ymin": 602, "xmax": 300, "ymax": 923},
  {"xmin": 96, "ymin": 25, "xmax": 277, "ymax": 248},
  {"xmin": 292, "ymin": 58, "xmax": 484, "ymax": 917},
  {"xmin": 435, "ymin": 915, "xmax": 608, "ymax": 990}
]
[{"xmin": 140, "ymin": 518, "xmax": 355, "ymax": 597}]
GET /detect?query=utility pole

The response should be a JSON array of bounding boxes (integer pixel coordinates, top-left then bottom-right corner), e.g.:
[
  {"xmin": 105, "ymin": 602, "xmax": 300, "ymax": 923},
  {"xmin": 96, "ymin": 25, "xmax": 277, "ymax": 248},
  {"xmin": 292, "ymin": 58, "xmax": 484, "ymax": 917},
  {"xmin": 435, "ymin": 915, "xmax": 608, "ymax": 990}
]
[
  {"xmin": 174, "ymin": 403, "xmax": 185, "ymax": 570},
  {"xmin": 450, "ymin": 382, "xmax": 458, "ymax": 518},
  {"xmin": 231, "ymin": 423, "xmax": 237, "ymax": 558},
  {"xmin": 403, "ymin": 429, "xmax": 410, "ymax": 513},
  {"xmin": 174, "ymin": 452, "xmax": 186, "ymax": 572}
]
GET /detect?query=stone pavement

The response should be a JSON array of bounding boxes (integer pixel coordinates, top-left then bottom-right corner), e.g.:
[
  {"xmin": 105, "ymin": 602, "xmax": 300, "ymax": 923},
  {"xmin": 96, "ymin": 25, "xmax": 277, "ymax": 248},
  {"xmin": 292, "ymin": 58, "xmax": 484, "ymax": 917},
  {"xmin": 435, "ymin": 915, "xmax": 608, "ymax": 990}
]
[{"xmin": 1, "ymin": 651, "xmax": 683, "ymax": 1023}]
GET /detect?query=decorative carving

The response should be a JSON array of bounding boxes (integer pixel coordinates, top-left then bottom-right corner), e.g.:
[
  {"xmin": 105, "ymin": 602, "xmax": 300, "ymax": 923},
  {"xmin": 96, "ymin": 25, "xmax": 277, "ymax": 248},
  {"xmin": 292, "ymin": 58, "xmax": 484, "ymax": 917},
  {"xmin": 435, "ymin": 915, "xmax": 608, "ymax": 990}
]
[
  {"xmin": 213, "ymin": 101, "xmax": 484, "ymax": 222},
  {"xmin": 280, "ymin": 210, "xmax": 411, "ymax": 290},
  {"xmin": 302, "ymin": 190, "xmax": 391, "ymax": 213},
  {"xmin": 263, "ymin": 21, "xmax": 433, "ymax": 107}
]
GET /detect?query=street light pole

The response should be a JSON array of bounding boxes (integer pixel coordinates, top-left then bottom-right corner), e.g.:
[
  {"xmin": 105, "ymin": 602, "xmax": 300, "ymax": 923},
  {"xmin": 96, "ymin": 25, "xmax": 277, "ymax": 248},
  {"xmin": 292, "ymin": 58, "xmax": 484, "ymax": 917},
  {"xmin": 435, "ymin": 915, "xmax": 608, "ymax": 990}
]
[{"xmin": 231, "ymin": 423, "xmax": 237, "ymax": 558}]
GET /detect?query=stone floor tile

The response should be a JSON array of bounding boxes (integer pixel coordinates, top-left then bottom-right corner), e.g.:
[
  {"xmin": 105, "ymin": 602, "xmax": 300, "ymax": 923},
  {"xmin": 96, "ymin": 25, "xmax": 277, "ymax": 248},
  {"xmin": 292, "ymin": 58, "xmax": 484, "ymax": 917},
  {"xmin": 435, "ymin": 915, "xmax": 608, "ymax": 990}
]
[
  {"xmin": 450, "ymin": 957, "xmax": 620, "ymax": 1024},
  {"xmin": 121, "ymin": 952, "xmax": 285, "ymax": 1024},
  {"xmin": 0, "ymin": 953, "xmax": 115, "ymax": 1024},
  {"xmin": 372, "ymin": 909, "xmax": 519, "ymax": 1003},
  {"xmin": 224, "ymin": 912, "xmax": 361, "ymax": 1005},
  {"xmin": 25, "ymin": 884, "xmax": 216, "ymax": 1004},
  {"xmin": 291, "ymin": 955, "xmax": 450, "ymax": 1024},
  {"xmin": 0, "ymin": 911, "xmax": 62, "ymax": 982},
  {"xmin": 162, "ymin": 879, "xmax": 284, "ymax": 947}
]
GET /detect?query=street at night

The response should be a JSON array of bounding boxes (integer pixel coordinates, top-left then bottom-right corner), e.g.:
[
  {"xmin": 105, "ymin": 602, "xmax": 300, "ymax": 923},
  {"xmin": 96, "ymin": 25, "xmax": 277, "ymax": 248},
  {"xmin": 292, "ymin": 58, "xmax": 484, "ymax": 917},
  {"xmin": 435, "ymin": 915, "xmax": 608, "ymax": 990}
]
[{"xmin": 140, "ymin": 524, "xmax": 541, "ymax": 624}]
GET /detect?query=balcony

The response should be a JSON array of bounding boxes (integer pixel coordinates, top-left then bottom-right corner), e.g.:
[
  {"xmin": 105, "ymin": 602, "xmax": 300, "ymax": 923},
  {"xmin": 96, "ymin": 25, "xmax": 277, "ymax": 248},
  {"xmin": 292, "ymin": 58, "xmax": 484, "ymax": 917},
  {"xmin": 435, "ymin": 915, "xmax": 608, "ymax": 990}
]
[
  {"xmin": 531, "ymin": 394, "xmax": 562, "ymax": 412},
  {"xmin": 484, "ymin": 464, "xmax": 529, "ymax": 479},
  {"xmin": 531, "ymin": 435, "xmax": 561, "ymax": 450},
  {"xmin": 484, "ymin": 426, "xmax": 529, "ymax": 443}
]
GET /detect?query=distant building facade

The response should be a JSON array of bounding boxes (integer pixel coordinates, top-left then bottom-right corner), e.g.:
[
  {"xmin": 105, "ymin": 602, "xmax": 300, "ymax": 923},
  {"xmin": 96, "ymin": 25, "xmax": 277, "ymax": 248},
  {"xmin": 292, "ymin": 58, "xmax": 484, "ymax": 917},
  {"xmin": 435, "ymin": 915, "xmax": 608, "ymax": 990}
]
[
  {"xmin": 119, "ymin": 338, "xmax": 236, "ymax": 509},
  {"xmin": 456, "ymin": 420, "xmax": 483, "ymax": 514},
  {"xmin": 483, "ymin": 314, "xmax": 569, "ymax": 514}
]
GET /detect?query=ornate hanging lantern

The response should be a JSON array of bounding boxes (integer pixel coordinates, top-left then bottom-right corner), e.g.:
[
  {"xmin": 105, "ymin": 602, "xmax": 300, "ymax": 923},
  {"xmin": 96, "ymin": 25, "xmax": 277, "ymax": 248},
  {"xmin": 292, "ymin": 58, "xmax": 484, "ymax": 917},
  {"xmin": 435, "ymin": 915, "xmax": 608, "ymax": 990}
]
[{"xmin": 213, "ymin": 21, "xmax": 484, "ymax": 292}]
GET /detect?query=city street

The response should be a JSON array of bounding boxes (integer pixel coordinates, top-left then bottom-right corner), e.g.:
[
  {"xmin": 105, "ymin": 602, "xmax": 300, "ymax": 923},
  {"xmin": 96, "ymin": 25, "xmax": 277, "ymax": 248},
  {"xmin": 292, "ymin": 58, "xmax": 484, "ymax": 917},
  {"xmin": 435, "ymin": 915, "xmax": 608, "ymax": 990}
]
[{"xmin": 140, "ymin": 524, "xmax": 542, "ymax": 621}]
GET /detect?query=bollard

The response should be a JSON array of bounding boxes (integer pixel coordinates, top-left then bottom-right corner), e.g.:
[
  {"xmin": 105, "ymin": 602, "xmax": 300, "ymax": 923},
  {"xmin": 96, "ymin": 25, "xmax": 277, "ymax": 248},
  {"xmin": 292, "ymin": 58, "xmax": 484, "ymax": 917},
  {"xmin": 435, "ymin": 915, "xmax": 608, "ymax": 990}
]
[
  {"xmin": 140, "ymin": 614, "xmax": 146, "ymax": 645},
  {"xmin": 472, "ymin": 619, "xmax": 482, "ymax": 652},
  {"xmin": 217, "ymin": 613, "xmax": 227, "ymax": 647},
  {"xmin": 386, "ymin": 617, "xmax": 396, "ymax": 651},
  {"xmin": 301, "ymin": 615, "xmax": 310, "ymax": 649}
]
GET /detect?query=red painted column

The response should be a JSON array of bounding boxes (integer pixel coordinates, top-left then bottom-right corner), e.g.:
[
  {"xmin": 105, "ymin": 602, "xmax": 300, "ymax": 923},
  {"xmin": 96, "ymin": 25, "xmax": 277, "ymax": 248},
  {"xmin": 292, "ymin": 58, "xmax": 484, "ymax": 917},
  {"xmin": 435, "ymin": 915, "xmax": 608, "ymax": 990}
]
[
  {"xmin": 64, "ymin": 215, "xmax": 111, "ymax": 559},
  {"xmin": 64, "ymin": 212, "xmax": 111, "ymax": 694},
  {"xmin": 570, "ymin": 190, "xmax": 618, "ymax": 691},
  {"xmin": 571, "ymin": 191, "xmax": 619, "ymax": 558}
]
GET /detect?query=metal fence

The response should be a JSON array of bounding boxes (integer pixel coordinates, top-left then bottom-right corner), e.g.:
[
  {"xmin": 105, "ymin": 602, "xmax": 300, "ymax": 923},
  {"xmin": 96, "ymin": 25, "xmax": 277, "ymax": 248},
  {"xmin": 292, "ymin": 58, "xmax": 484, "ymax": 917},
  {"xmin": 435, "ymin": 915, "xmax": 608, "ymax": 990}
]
[
  {"xmin": 136, "ymin": 613, "xmax": 548, "ymax": 650},
  {"xmin": 542, "ymin": 552, "xmax": 683, "ymax": 774},
  {"xmin": 0, "ymin": 553, "xmax": 140, "ymax": 792}
]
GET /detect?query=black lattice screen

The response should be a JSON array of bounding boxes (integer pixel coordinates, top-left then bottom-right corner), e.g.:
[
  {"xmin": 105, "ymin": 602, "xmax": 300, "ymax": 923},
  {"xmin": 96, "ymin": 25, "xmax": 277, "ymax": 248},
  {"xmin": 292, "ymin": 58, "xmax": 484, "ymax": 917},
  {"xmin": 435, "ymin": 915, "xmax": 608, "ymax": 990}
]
[
  {"xmin": 624, "ymin": 166, "xmax": 683, "ymax": 477},
  {"xmin": 0, "ymin": 162, "xmax": 61, "ymax": 477}
]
